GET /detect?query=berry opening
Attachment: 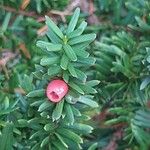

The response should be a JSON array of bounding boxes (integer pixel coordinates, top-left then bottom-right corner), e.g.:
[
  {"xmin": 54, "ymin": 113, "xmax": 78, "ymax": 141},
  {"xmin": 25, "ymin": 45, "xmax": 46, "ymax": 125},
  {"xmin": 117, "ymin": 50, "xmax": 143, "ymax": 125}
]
[{"xmin": 50, "ymin": 91, "xmax": 59, "ymax": 100}]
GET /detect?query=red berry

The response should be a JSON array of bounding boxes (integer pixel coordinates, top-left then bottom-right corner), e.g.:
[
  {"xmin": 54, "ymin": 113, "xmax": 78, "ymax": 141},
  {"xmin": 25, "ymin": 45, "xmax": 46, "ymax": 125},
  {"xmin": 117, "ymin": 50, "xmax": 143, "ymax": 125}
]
[{"xmin": 46, "ymin": 79, "xmax": 69, "ymax": 103}]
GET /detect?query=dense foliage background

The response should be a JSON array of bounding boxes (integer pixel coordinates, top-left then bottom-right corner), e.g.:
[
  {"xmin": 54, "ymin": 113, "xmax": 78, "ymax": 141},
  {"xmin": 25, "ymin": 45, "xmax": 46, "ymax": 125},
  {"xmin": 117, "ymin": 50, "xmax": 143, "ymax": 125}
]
[{"xmin": 0, "ymin": 0, "xmax": 150, "ymax": 150}]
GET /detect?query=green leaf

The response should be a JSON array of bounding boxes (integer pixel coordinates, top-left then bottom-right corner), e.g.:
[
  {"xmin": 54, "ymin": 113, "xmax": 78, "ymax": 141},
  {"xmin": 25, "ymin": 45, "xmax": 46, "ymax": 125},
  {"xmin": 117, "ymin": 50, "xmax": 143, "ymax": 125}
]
[
  {"xmin": 40, "ymin": 136, "xmax": 49, "ymax": 147},
  {"xmin": 55, "ymin": 133, "xmax": 68, "ymax": 148},
  {"xmin": 77, "ymin": 21, "xmax": 87, "ymax": 33},
  {"xmin": 20, "ymin": 74, "xmax": 33, "ymax": 92},
  {"xmin": 65, "ymin": 103, "xmax": 74, "ymax": 125},
  {"xmin": 131, "ymin": 122, "xmax": 150, "ymax": 148},
  {"xmin": 18, "ymin": 119, "xmax": 28, "ymax": 127},
  {"xmin": 38, "ymin": 100, "xmax": 52, "ymax": 112},
  {"xmin": 52, "ymin": 140, "xmax": 68, "ymax": 150},
  {"xmin": 76, "ymin": 69, "xmax": 87, "ymax": 82},
  {"xmin": 2, "ymin": 12, "xmax": 11, "ymax": 32},
  {"xmin": 36, "ymin": 41, "xmax": 62, "ymax": 51},
  {"xmin": 78, "ymin": 96, "xmax": 98, "ymax": 108},
  {"xmin": 74, "ymin": 49, "xmax": 89, "ymax": 58},
  {"xmin": 62, "ymin": 137, "xmax": 82, "ymax": 150},
  {"xmin": 72, "ymin": 41, "xmax": 91, "ymax": 51},
  {"xmin": 78, "ymin": 57, "xmax": 96, "ymax": 65},
  {"xmin": 67, "ymin": 29, "xmax": 82, "ymax": 39},
  {"xmin": 72, "ymin": 106, "xmax": 81, "ymax": 116},
  {"xmin": 61, "ymin": 54, "xmax": 69, "ymax": 70},
  {"xmin": 140, "ymin": 77, "xmax": 150, "ymax": 90},
  {"xmin": 52, "ymin": 100, "xmax": 64, "ymax": 121},
  {"xmin": 45, "ymin": 16, "xmax": 64, "ymax": 39},
  {"xmin": 30, "ymin": 100, "xmax": 43, "ymax": 107},
  {"xmin": 66, "ymin": 7, "xmax": 80, "ymax": 34},
  {"xmin": 88, "ymin": 143, "xmax": 98, "ymax": 150},
  {"xmin": 40, "ymin": 56, "xmax": 59, "ymax": 66},
  {"xmin": 86, "ymin": 80, "xmax": 100, "ymax": 87},
  {"xmin": 0, "ymin": 122, "xmax": 14, "ymax": 150},
  {"xmin": 108, "ymin": 107, "xmax": 129, "ymax": 115},
  {"xmin": 105, "ymin": 116, "xmax": 128, "ymax": 125},
  {"xmin": 47, "ymin": 29, "xmax": 62, "ymax": 44},
  {"xmin": 68, "ymin": 34, "xmax": 96, "ymax": 45},
  {"xmin": 70, "ymin": 123, "xmax": 93, "ymax": 134},
  {"xmin": 69, "ymin": 82, "xmax": 84, "ymax": 94},
  {"xmin": 63, "ymin": 71, "xmax": 69, "ymax": 83},
  {"xmin": 63, "ymin": 44, "xmax": 77, "ymax": 61},
  {"xmin": 133, "ymin": 110, "xmax": 150, "ymax": 128},
  {"xmin": 135, "ymin": 16, "xmax": 150, "ymax": 31},
  {"xmin": 48, "ymin": 66, "xmax": 61, "ymax": 76},
  {"xmin": 33, "ymin": 71, "xmax": 43, "ymax": 79},
  {"xmin": 4, "ymin": 97, "xmax": 9, "ymax": 109},
  {"xmin": 31, "ymin": 143, "xmax": 40, "ymax": 150},
  {"xmin": 57, "ymin": 128, "xmax": 83, "ymax": 143},
  {"xmin": 29, "ymin": 131, "xmax": 43, "ymax": 139},
  {"xmin": 68, "ymin": 63, "xmax": 77, "ymax": 77},
  {"xmin": 44, "ymin": 123, "xmax": 56, "ymax": 131},
  {"xmin": 79, "ymin": 84, "xmax": 97, "ymax": 94},
  {"xmin": 27, "ymin": 89, "xmax": 45, "ymax": 97},
  {"xmin": 67, "ymin": 21, "xmax": 87, "ymax": 39}
]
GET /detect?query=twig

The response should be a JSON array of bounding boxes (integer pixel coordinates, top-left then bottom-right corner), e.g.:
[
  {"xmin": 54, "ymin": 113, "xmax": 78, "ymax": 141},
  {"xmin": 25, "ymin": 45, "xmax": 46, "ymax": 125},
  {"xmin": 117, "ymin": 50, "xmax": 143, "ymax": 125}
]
[
  {"xmin": 0, "ymin": 5, "xmax": 71, "ymax": 22},
  {"xmin": 0, "ymin": 5, "xmax": 39, "ymax": 18}
]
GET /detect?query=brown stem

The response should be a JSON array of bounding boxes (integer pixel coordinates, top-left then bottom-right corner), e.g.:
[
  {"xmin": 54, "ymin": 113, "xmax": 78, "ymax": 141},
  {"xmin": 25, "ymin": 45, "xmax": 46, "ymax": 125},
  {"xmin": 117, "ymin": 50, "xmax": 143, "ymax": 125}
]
[{"xmin": 0, "ymin": 5, "xmax": 40, "ymax": 18}]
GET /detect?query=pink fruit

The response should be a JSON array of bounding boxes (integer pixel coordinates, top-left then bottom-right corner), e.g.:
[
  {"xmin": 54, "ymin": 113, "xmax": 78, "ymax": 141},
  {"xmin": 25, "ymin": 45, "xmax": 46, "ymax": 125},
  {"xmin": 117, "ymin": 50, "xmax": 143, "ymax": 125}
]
[{"xmin": 46, "ymin": 79, "xmax": 69, "ymax": 103}]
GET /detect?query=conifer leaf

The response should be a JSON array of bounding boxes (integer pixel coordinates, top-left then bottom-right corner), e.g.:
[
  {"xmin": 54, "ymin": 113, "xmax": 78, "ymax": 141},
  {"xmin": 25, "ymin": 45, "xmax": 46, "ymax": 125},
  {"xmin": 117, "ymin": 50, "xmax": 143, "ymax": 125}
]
[
  {"xmin": 76, "ymin": 69, "xmax": 87, "ymax": 82},
  {"xmin": 69, "ymin": 82, "xmax": 84, "ymax": 94},
  {"xmin": 68, "ymin": 63, "xmax": 77, "ymax": 77},
  {"xmin": 40, "ymin": 56, "xmax": 59, "ymax": 66},
  {"xmin": 86, "ymin": 80, "xmax": 100, "ymax": 87},
  {"xmin": 52, "ymin": 140, "xmax": 68, "ymax": 150},
  {"xmin": 65, "ymin": 103, "xmax": 74, "ymax": 125},
  {"xmin": 67, "ymin": 21, "xmax": 87, "ymax": 38},
  {"xmin": 48, "ymin": 66, "xmax": 61, "ymax": 76},
  {"xmin": 133, "ymin": 110, "xmax": 150, "ymax": 128},
  {"xmin": 36, "ymin": 41, "xmax": 62, "ymax": 51},
  {"xmin": 69, "ymin": 123, "xmax": 93, "ymax": 134},
  {"xmin": 66, "ymin": 7, "xmax": 80, "ymax": 34},
  {"xmin": 20, "ymin": 74, "xmax": 33, "ymax": 92},
  {"xmin": 44, "ymin": 123, "xmax": 56, "ymax": 131},
  {"xmin": 140, "ymin": 77, "xmax": 150, "ymax": 90},
  {"xmin": 67, "ymin": 29, "xmax": 82, "ymax": 39},
  {"xmin": 27, "ymin": 89, "xmax": 45, "ymax": 97},
  {"xmin": 63, "ymin": 71, "xmax": 69, "ymax": 83},
  {"xmin": 77, "ymin": 21, "xmax": 87, "ymax": 33},
  {"xmin": 135, "ymin": 16, "xmax": 150, "ymax": 31},
  {"xmin": 2, "ymin": 12, "xmax": 11, "ymax": 32},
  {"xmin": 68, "ymin": 34, "xmax": 96, "ymax": 45},
  {"xmin": 72, "ymin": 106, "xmax": 81, "ymax": 116},
  {"xmin": 57, "ymin": 128, "xmax": 83, "ymax": 143},
  {"xmin": 63, "ymin": 44, "xmax": 77, "ymax": 61},
  {"xmin": 0, "ymin": 122, "xmax": 14, "ymax": 150},
  {"xmin": 46, "ymin": 29, "xmax": 62, "ymax": 44},
  {"xmin": 131, "ymin": 123, "xmax": 150, "ymax": 148},
  {"xmin": 55, "ymin": 133, "xmax": 68, "ymax": 148},
  {"xmin": 52, "ymin": 100, "xmax": 64, "ymax": 121},
  {"xmin": 45, "ymin": 16, "xmax": 64, "ymax": 39},
  {"xmin": 74, "ymin": 49, "xmax": 89, "ymax": 58},
  {"xmin": 78, "ymin": 57, "xmax": 96, "ymax": 65},
  {"xmin": 88, "ymin": 143, "xmax": 98, "ymax": 150},
  {"xmin": 72, "ymin": 41, "xmax": 91, "ymax": 51},
  {"xmin": 78, "ymin": 96, "xmax": 98, "ymax": 108},
  {"xmin": 79, "ymin": 84, "xmax": 97, "ymax": 94},
  {"xmin": 40, "ymin": 136, "xmax": 49, "ymax": 147},
  {"xmin": 38, "ymin": 100, "xmax": 52, "ymax": 112},
  {"xmin": 60, "ymin": 54, "xmax": 69, "ymax": 70},
  {"xmin": 31, "ymin": 143, "xmax": 40, "ymax": 150}
]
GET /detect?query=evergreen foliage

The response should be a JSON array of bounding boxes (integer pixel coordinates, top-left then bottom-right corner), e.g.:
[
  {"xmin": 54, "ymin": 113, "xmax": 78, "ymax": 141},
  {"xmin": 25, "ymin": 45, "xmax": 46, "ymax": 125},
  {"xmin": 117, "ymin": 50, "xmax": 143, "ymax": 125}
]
[{"xmin": 0, "ymin": 0, "xmax": 150, "ymax": 149}]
